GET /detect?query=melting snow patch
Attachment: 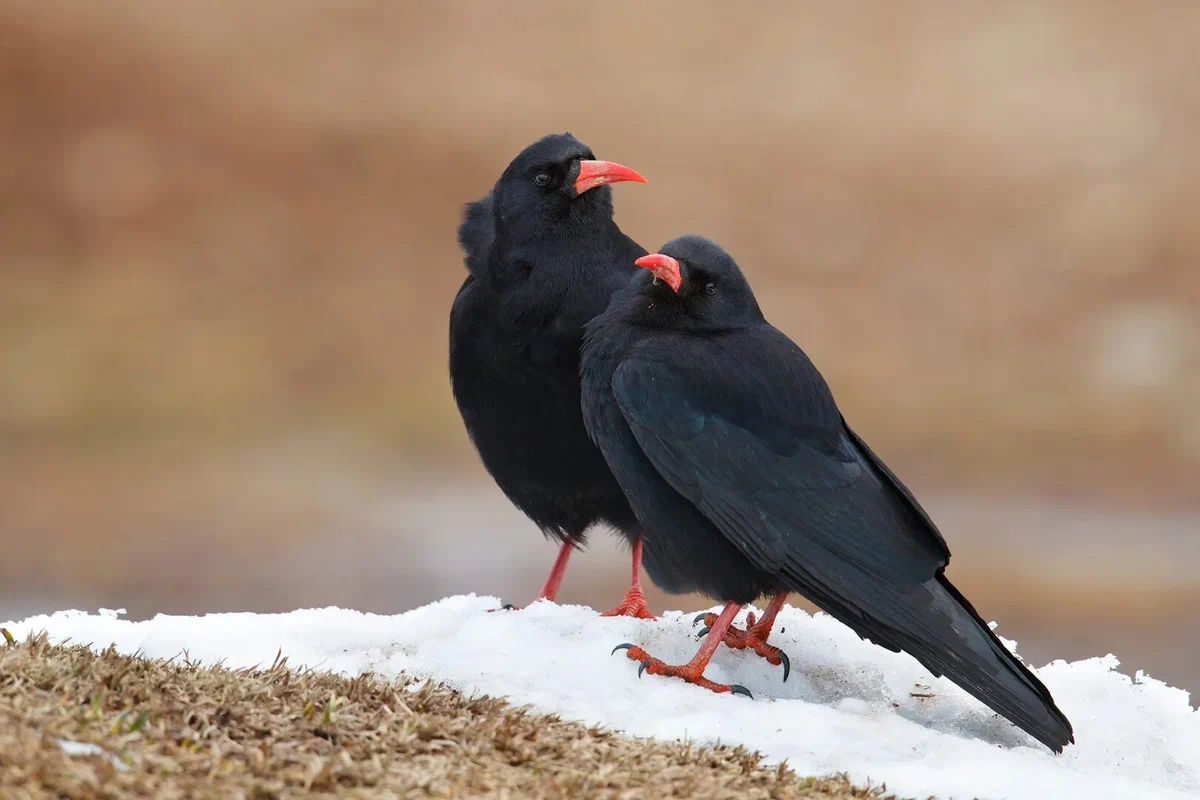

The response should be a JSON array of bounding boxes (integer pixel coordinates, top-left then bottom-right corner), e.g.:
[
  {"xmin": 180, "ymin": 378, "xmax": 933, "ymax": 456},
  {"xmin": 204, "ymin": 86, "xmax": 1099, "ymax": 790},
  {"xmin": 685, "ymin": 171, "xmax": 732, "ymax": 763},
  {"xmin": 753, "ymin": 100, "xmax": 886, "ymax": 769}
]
[{"xmin": 8, "ymin": 596, "xmax": 1199, "ymax": 799}]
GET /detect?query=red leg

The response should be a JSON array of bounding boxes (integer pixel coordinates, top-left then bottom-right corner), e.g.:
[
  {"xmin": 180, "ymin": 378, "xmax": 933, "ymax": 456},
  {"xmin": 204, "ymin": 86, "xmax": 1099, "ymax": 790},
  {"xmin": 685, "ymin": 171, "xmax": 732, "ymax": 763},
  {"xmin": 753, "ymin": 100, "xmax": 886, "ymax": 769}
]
[
  {"xmin": 535, "ymin": 541, "xmax": 574, "ymax": 602},
  {"xmin": 695, "ymin": 591, "xmax": 791, "ymax": 681},
  {"xmin": 600, "ymin": 538, "xmax": 655, "ymax": 619},
  {"xmin": 492, "ymin": 541, "xmax": 574, "ymax": 611},
  {"xmin": 612, "ymin": 602, "xmax": 752, "ymax": 696}
]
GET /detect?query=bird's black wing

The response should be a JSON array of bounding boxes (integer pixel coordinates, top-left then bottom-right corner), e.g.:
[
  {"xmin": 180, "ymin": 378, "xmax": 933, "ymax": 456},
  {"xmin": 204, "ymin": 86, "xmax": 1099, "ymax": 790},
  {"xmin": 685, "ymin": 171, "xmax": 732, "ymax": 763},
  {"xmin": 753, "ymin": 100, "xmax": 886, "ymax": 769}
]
[
  {"xmin": 457, "ymin": 192, "xmax": 494, "ymax": 279},
  {"xmin": 612, "ymin": 326, "xmax": 949, "ymax": 585}
]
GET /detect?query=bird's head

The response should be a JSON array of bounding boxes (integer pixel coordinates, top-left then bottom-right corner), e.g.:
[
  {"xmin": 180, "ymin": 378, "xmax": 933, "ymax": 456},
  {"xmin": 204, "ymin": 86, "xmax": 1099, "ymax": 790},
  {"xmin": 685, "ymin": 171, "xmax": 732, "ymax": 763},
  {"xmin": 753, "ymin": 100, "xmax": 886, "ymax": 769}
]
[
  {"xmin": 491, "ymin": 133, "xmax": 645, "ymax": 233},
  {"xmin": 629, "ymin": 235, "xmax": 764, "ymax": 332}
]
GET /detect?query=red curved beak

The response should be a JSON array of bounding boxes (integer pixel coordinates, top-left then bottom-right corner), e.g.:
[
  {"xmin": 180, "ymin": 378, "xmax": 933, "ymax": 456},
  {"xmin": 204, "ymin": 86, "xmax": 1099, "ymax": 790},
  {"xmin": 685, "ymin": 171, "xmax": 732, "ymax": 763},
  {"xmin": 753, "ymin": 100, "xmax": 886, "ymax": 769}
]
[
  {"xmin": 574, "ymin": 160, "xmax": 647, "ymax": 195},
  {"xmin": 634, "ymin": 253, "xmax": 682, "ymax": 293}
]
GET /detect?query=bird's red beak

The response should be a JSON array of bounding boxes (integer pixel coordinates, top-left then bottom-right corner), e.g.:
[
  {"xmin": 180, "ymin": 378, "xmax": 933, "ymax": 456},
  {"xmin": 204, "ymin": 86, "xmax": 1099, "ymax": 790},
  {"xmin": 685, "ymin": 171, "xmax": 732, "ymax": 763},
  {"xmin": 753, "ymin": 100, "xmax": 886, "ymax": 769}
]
[
  {"xmin": 574, "ymin": 160, "xmax": 647, "ymax": 195},
  {"xmin": 634, "ymin": 253, "xmax": 682, "ymax": 293}
]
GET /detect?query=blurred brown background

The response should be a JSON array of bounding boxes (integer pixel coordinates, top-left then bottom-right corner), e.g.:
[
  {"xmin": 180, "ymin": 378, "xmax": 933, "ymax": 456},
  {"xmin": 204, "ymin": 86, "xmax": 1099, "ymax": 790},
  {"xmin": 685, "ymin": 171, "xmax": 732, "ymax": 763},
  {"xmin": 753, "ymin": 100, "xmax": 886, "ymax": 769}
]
[{"xmin": 2, "ymin": 2, "xmax": 1198, "ymax": 693}]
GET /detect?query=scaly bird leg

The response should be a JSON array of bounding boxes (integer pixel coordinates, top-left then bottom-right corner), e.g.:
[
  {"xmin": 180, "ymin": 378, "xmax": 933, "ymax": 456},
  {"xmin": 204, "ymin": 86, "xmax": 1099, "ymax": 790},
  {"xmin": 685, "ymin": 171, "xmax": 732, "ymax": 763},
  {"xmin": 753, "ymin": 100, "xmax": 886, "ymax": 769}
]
[
  {"xmin": 600, "ymin": 538, "xmax": 655, "ymax": 619},
  {"xmin": 535, "ymin": 540, "xmax": 574, "ymax": 602},
  {"xmin": 694, "ymin": 591, "xmax": 791, "ymax": 681},
  {"xmin": 493, "ymin": 540, "xmax": 575, "ymax": 611},
  {"xmin": 612, "ymin": 602, "xmax": 752, "ymax": 697}
]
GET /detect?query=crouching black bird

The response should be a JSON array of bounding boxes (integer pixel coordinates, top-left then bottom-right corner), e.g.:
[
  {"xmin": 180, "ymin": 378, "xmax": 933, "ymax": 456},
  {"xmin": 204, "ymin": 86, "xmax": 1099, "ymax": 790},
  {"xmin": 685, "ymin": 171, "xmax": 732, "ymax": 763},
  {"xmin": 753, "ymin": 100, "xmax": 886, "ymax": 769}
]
[
  {"xmin": 580, "ymin": 235, "xmax": 1075, "ymax": 753},
  {"xmin": 449, "ymin": 133, "xmax": 655, "ymax": 618}
]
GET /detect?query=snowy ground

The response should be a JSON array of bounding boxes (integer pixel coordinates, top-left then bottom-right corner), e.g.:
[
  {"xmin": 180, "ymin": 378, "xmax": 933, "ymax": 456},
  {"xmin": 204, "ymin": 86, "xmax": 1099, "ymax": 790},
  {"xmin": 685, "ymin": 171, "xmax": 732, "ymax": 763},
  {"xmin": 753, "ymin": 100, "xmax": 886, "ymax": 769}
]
[{"xmin": 6, "ymin": 596, "xmax": 1198, "ymax": 800}]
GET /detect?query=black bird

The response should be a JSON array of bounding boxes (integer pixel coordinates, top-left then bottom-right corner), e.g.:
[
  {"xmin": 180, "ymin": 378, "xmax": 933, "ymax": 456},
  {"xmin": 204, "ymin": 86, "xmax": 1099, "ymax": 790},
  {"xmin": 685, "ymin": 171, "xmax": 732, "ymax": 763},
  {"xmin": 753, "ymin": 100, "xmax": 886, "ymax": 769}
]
[
  {"xmin": 580, "ymin": 235, "xmax": 1075, "ymax": 753},
  {"xmin": 449, "ymin": 133, "xmax": 654, "ymax": 617}
]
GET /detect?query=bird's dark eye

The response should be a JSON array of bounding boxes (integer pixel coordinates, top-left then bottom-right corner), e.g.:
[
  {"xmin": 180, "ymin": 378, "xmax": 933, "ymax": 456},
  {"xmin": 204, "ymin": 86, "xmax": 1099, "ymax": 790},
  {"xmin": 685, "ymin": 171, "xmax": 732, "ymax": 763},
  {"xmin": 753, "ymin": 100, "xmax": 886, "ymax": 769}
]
[
  {"xmin": 705, "ymin": 282, "xmax": 717, "ymax": 295},
  {"xmin": 534, "ymin": 172, "xmax": 551, "ymax": 187}
]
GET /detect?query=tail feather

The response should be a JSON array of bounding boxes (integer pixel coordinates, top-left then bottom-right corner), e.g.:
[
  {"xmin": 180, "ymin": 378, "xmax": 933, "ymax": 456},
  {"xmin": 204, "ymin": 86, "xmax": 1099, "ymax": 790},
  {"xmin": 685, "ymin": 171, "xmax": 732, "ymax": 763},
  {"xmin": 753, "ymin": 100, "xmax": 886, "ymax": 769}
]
[
  {"xmin": 893, "ymin": 575, "xmax": 1075, "ymax": 752},
  {"xmin": 781, "ymin": 557, "xmax": 1074, "ymax": 751}
]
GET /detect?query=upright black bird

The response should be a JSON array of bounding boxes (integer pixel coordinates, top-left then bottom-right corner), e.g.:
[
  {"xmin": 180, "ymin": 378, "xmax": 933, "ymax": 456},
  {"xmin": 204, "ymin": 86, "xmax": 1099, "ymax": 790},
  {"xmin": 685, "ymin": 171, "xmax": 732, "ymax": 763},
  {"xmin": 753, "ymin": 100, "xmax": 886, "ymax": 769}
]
[
  {"xmin": 449, "ymin": 133, "xmax": 654, "ymax": 617},
  {"xmin": 580, "ymin": 235, "xmax": 1074, "ymax": 753}
]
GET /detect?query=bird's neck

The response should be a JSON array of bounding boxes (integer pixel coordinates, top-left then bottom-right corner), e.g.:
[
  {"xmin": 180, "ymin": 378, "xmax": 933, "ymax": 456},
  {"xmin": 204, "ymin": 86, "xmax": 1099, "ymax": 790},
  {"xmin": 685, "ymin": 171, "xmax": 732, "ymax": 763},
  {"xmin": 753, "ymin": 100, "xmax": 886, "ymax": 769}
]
[
  {"xmin": 506, "ymin": 205, "xmax": 620, "ymax": 244},
  {"xmin": 490, "ymin": 212, "xmax": 626, "ymax": 283}
]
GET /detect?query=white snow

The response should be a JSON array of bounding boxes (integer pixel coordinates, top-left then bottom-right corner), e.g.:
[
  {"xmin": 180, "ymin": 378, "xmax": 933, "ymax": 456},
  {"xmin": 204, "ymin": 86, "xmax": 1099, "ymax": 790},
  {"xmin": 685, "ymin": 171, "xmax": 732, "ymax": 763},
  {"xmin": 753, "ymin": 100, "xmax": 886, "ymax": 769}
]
[{"xmin": 6, "ymin": 597, "xmax": 1199, "ymax": 800}]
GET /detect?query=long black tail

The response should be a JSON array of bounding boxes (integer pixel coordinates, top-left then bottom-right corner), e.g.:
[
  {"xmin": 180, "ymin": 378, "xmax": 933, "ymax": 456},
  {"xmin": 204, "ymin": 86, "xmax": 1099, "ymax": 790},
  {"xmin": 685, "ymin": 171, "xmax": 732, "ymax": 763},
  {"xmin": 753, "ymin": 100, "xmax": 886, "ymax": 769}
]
[
  {"xmin": 891, "ymin": 574, "xmax": 1075, "ymax": 752},
  {"xmin": 825, "ymin": 424, "xmax": 1075, "ymax": 751}
]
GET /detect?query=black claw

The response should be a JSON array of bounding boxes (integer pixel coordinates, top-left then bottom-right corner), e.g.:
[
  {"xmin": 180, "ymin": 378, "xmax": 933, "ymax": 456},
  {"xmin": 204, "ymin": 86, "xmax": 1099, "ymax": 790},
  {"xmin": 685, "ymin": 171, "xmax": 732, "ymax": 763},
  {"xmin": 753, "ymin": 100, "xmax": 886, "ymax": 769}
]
[
  {"xmin": 692, "ymin": 612, "xmax": 710, "ymax": 626},
  {"xmin": 638, "ymin": 661, "xmax": 650, "ymax": 679},
  {"xmin": 779, "ymin": 650, "xmax": 791, "ymax": 682},
  {"xmin": 730, "ymin": 684, "xmax": 753, "ymax": 699},
  {"xmin": 611, "ymin": 643, "xmax": 635, "ymax": 656},
  {"xmin": 696, "ymin": 626, "xmax": 711, "ymax": 639}
]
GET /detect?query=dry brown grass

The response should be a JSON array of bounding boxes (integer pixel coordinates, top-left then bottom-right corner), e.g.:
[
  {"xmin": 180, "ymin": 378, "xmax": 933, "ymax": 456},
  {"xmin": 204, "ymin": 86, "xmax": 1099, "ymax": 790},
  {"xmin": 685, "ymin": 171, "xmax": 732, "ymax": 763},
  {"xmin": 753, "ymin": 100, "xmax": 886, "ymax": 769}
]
[{"xmin": 0, "ymin": 634, "xmax": 895, "ymax": 799}]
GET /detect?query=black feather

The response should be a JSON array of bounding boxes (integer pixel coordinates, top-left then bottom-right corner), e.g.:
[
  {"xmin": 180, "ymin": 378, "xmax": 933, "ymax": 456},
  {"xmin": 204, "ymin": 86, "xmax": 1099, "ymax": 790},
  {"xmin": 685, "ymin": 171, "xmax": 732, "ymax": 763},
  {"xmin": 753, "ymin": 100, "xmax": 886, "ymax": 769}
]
[{"xmin": 457, "ymin": 192, "xmax": 494, "ymax": 279}]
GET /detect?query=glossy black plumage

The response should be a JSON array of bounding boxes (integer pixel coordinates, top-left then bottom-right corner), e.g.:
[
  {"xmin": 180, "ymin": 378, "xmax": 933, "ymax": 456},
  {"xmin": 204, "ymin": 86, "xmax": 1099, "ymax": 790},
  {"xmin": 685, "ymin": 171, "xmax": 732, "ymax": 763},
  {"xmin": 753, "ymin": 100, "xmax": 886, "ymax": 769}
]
[
  {"xmin": 449, "ymin": 133, "xmax": 645, "ymax": 553},
  {"xmin": 580, "ymin": 235, "xmax": 1074, "ymax": 752}
]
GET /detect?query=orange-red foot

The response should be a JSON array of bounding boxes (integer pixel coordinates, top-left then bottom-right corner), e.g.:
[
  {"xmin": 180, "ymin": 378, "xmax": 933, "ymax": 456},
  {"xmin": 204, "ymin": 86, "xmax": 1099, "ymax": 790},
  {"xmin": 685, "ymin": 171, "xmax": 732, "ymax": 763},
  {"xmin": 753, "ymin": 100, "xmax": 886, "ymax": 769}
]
[
  {"xmin": 694, "ymin": 611, "xmax": 791, "ymax": 681},
  {"xmin": 600, "ymin": 587, "xmax": 655, "ymax": 620},
  {"xmin": 611, "ymin": 644, "xmax": 752, "ymax": 697}
]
